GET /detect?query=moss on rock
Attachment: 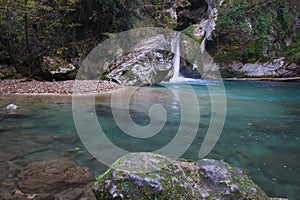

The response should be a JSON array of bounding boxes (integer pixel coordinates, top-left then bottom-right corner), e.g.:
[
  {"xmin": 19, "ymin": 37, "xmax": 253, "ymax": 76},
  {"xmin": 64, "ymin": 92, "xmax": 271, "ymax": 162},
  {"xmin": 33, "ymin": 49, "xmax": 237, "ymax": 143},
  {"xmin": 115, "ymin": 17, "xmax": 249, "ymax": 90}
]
[
  {"xmin": 93, "ymin": 153, "xmax": 193, "ymax": 200},
  {"xmin": 93, "ymin": 153, "xmax": 270, "ymax": 200}
]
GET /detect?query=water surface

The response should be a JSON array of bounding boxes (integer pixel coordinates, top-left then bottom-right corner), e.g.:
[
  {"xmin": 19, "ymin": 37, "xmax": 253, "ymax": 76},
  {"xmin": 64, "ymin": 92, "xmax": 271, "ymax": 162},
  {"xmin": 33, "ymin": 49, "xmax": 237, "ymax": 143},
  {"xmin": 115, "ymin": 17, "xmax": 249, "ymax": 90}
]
[{"xmin": 0, "ymin": 81, "xmax": 299, "ymax": 199}]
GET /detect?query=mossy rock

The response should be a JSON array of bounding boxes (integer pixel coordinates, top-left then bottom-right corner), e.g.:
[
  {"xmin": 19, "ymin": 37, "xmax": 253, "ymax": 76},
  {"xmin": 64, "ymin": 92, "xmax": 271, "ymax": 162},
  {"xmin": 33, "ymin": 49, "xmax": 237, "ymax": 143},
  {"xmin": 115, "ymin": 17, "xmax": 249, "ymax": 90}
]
[
  {"xmin": 182, "ymin": 25, "xmax": 204, "ymax": 44},
  {"xmin": 93, "ymin": 153, "xmax": 193, "ymax": 200},
  {"xmin": 93, "ymin": 153, "xmax": 270, "ymax": 200},
  {"xmin": 179, "ymin": 159, "xmax": 269, "ymax": 199}
]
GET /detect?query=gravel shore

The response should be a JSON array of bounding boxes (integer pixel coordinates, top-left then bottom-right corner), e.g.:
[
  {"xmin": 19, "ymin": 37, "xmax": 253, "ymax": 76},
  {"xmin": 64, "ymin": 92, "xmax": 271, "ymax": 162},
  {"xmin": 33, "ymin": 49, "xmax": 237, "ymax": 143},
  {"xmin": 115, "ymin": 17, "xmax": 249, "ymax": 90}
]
[{"xmin": 0, "ymin": 79, "xmax": 121, "ymax": 95}]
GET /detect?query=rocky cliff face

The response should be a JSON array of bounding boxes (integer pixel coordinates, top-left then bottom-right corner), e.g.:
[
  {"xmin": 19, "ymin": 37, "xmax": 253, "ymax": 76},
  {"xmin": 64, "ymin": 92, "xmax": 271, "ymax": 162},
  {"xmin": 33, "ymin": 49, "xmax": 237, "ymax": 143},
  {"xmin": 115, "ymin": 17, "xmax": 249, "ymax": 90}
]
[
  {"xmin": 220, "ymin": 58, "xmax": 300, "ymax": 78},
  {"xmin": 93, "ymin": 0, "xmax": 219, "ymax": 85},
  {"xmin": 74, "ymin": 0, "xmax": 300, "ymax": 85},
  {"xmin": 97, "ymin": 0, "xmax": 300, "ymax": 84},
  {"xmin": 104, "ymin": 34, "xmax": 174, "ymax": 86},
  {"xmin": 207, "ymin": 0, "xmax": 300, "ymax": 78}
]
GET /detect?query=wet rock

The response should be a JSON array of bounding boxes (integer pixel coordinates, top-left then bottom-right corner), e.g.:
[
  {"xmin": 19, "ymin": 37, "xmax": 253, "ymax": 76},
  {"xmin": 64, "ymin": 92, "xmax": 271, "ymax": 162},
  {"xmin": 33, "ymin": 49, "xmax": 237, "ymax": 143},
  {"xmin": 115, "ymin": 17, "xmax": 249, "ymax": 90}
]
[
  {"xmin": 59, "ymin": 132, "xmax": 79, "ymax": 144},
  {"xmin": 56, "ymin": 183, "xmax": 96, "ymax": 200},
  {"xmin": 0, "ymin": 125, "xmax": 14, "ymax": 132},
  {"xmin": 33, "ymin": 194, "xmax": 55, "ymax": 200},
  {"xmin": 6, "ymin": 104, "xmax": 18, "ymax": 110},
  {"xmin": 7, "ymin": 167, "xmax": 23, "ymax": 179},
  {"xmin": 4, "ymin": 109, "xmax": 32, "ymax": 119},
  {"xmin": 24, "ymin": 151, "xmax": 63, "ymax": 161},
  {"xmin": 0, "ymin": 160, "xmax": 96, "ymax": 200},
  {"xmin": 56, "ymin": 188, "xmax": 84, "ymax": 200},
  {"xmin": 0, "ymin": 152, "xmax": 20, "ymax": 162},
  {"xmin": 19, "ymin": 122, "xmax": 35, "ymax": 129},
  {"xmin": 93, "ymin": 153, "xmax": 269, "ymax": 200},
  {"xmin": 93, "ymin": 153, "xmax": 193, "ymax": 200},
  {"xmin": 0, "ymin": 163, "xmax": 9, "ymax": 180},
  {"xmin": 0, "ymin": 178, "xmax": 22, "ymax": 200},
  {"xmin": 18, "ymin": 160, "xmax": 94, "ymax": 194},
  {"xmin": 21, "ymin": 131, "xmax": 55, "ymax": 144}
]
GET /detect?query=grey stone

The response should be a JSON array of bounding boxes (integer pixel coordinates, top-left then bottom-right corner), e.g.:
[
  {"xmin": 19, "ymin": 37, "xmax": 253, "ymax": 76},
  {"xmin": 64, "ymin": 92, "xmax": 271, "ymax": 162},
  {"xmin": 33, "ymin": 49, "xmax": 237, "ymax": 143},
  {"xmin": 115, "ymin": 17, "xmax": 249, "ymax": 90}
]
[
  {"xmin": 18, "ymin": 160, "xmax": 94, "ymax": 194},
  {"xmin": 105, "ymin": 34, "xmax": 174, "ymax": 86},
  {"xmin": 93, "ymin": 153, "xmax": 269, "ymax": 200}
]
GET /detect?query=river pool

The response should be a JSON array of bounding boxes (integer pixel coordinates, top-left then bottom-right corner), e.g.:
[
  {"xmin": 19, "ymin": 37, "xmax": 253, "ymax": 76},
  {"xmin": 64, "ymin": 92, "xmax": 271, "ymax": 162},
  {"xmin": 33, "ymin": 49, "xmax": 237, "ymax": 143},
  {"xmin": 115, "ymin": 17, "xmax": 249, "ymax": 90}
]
[{"xmin": 0, "ymin": 80, "xmax": 299, "ymax": 199}]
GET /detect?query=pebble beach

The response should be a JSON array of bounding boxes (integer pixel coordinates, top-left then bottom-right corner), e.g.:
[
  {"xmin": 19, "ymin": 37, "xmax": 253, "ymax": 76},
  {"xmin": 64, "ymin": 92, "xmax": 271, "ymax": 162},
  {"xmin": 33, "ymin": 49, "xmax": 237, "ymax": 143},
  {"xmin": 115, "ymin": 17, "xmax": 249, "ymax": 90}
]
[{"xmin": 0, "ymin": 79, "xmax": 121, "ymax": 95}]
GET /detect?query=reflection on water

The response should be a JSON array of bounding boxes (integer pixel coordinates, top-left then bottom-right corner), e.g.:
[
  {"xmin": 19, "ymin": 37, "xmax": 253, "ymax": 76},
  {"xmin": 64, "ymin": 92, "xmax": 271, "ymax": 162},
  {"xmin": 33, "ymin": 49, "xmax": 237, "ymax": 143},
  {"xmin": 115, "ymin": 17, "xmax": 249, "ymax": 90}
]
[{"xmin": 0, "ymin": 81, "xmax": 300, "ymax": 199}]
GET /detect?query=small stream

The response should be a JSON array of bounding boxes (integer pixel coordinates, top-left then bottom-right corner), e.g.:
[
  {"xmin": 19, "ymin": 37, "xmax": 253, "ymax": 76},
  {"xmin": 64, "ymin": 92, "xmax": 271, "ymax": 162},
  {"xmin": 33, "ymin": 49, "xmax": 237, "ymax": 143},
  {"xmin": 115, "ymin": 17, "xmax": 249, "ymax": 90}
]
[{"xmin": 0, "ymin": 80, "xmax": 299, "ymax": 199}]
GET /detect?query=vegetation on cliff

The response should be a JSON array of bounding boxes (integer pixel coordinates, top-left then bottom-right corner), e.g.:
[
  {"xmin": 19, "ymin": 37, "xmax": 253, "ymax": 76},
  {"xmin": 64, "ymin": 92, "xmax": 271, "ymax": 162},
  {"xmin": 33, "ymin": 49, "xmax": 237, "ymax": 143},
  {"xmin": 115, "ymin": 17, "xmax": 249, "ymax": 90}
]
[
  {"xmin": 210, "ymin": 0, "xmax": 300, "ymax": 64},
  {"xmin": 0, "ymin": 0, "xmax": 138, "ymax": 79},
  {"xmin": 0, "ymin": 0, "xmax": 299, "ymax": 79}
]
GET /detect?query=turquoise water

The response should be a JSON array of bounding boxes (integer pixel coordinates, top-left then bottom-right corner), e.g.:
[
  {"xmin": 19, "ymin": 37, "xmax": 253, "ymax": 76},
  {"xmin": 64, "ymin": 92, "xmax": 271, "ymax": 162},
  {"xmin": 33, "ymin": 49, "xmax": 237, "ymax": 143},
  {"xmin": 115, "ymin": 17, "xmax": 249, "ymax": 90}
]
[{"xmin": 0, "ymin": 81, "xmax": 300, "ymax": 199}]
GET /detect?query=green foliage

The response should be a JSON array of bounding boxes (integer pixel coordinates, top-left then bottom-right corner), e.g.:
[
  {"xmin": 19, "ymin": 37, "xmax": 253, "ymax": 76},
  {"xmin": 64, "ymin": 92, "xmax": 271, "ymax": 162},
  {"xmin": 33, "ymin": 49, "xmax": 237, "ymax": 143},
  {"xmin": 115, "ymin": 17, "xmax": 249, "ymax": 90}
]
[
  {"xmin": 182, "ymin": 25, "xmax": 202, "ymax": 43},
  {"xmin": 0, "ymin": 0, "xmax": 141, "ymax": 78},
  {"xmin": 0, "ymin": 0, "xmax": 82, "ymax": 76},
  {"xmin": 284, "ymin": 32, "xmax": 300, "ymax": 64},
  {"xmin": 215, "ymin": 0, "xmax": 293, "ymax": 63}
]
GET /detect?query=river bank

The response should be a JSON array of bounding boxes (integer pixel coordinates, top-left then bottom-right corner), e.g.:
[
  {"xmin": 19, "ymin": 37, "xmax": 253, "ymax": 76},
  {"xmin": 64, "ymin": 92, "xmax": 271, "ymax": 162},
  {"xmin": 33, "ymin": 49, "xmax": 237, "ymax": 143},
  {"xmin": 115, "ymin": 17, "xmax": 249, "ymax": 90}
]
[
  {"xmin": 1, "ymin": 77, "xmax": 300, "ymax": 96},
  {"xmin": 0, "ymin": 79, "xmax": 120, "ymax": 95},
  {"xmin": 222, "ymin": 77, "xmax": 300, "ymax": 81}
]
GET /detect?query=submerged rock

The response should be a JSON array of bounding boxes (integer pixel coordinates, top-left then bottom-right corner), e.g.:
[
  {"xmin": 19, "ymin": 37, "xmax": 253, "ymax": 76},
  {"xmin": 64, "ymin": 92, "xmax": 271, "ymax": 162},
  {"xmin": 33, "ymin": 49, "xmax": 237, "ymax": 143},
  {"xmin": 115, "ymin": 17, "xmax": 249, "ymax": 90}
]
[
  {"xmin": 93, "ymin": 153, "xmax": 269, "ymax": 200},
  {"xmin": 0, "ymin": 160, "xmax": 96, "ymax": 200},
  {"xmin": 18, "ymin": 160, "xmax": 94, "ymax": 193},
  {"xmin": 14, "ymin": 160, "xmax": 95, "ymax": 199},
  {"xmin": 6, "ymin": 104, "xmax": 18, "ymax": 110}
]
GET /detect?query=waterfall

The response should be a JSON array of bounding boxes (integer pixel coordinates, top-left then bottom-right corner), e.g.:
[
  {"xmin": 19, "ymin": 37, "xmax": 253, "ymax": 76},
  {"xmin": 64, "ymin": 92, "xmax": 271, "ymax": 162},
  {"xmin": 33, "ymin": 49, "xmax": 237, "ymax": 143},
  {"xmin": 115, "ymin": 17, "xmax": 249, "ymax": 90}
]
[{"xmin": 169, "ymin": 32, "xmax": 182, "ymax": 82}]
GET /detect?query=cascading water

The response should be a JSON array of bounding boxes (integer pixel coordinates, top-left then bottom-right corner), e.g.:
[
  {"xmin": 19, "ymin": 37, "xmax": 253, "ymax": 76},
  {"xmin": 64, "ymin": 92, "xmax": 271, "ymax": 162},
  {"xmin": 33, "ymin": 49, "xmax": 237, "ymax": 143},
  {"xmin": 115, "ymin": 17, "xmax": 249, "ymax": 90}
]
[{"xmin": 169, "ymin": 32, "xmax": 182, "ymax": 82}]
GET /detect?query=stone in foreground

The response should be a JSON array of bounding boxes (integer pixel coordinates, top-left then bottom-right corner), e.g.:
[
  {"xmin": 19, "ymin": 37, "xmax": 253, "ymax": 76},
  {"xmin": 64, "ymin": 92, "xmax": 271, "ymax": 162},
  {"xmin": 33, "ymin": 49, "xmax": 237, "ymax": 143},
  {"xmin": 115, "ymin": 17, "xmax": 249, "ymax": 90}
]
[
  {"xmin": 93, "ymin": 153, "xmax": 270, "ymax": 200},
  {"xmin": 93, "ymin": 153, "xmax": 193, "ymax": 199},
  {"xmin": 0, "ymin": 160, "xmax": 96, "ymax": 200}
]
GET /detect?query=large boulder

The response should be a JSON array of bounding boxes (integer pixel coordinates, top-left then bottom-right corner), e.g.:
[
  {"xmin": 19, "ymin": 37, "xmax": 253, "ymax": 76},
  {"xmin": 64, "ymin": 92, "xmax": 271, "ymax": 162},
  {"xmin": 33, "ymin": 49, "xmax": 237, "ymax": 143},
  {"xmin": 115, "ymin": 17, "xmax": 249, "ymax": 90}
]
[
  {"xmin": 0, "ymin": 160, "xmax": 96, "ymax": 200},
  {"xmin": 179, "ymin": 159, "xmax": 269, "ymax": 199},
  {"xmin": 41, "ymin": 56, "xmax": 76, "ymax": 80},
  {"xmin": 18, "ymin": 160, "xmax": 94, "ymax": 193},
  {"xmin": 93, "ymin": 153, "xmax": 193, "ymax": 199},
  {"xmin": 104, "ymin": 34, "xmax": 174, "ymax": 86},
  {"xmin": 93, "ymin": 153, "xmax": 270, "ymax": 200}
]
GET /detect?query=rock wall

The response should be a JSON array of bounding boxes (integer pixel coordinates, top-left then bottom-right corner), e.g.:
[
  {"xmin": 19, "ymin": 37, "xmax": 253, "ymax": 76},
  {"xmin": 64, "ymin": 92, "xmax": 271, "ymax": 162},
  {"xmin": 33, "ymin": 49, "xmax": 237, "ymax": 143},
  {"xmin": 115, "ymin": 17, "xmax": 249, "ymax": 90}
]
[
  {"xmin": 104, "ymin": 34, "xmax": 174, "ymax": 86},
  {"xmin": 81, "ymin": 0, "xmax": 299, "ymax": 83},
  {"xmin": 95, "ymin": 0, "xmax": 219, "ymax": 85},
  {"xmin": 220, "ymin": 58, "xmax": 300, "ymax": 78},
  {"xmin": 207, "ymin": 0, "xmax": 300, "ymax": 77}
]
